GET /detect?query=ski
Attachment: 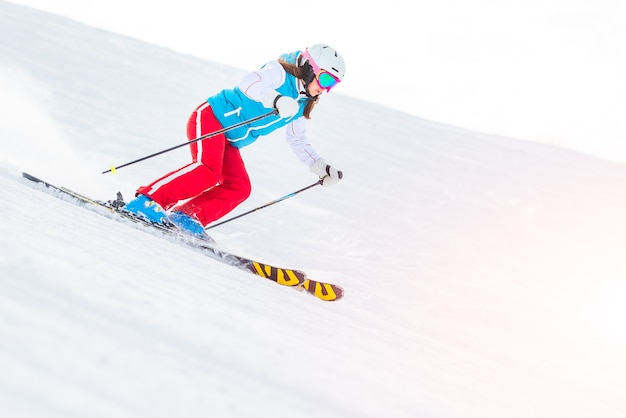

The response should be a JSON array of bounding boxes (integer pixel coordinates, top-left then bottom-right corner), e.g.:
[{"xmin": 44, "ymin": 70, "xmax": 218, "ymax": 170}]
[{"xmin": 22, "ymin": 172, "xmax": 343, "ymax": 302}]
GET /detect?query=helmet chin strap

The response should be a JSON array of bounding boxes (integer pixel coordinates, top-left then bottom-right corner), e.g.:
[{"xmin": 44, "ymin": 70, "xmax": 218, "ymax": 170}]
[{"xmin": 300, "ymin": 87, "xmax": 319, "ymax": 103}]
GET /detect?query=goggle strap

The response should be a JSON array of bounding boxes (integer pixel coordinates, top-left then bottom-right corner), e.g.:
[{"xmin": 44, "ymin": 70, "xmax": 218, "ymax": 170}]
[{"xmin": 302, "ymin": 49, "xmax": 322, "ymax": 74}]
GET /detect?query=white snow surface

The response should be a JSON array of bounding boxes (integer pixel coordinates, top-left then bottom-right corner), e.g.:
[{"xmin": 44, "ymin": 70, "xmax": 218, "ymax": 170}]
[{"xmin": 2, "ymin": 2, "xmax": 626, "ymax": 417}]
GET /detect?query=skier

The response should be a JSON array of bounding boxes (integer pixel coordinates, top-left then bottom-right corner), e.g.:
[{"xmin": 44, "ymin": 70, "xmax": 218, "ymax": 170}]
[{"xmin": 124, "ymin": 43, "xmax": 345, "ymax": 239}]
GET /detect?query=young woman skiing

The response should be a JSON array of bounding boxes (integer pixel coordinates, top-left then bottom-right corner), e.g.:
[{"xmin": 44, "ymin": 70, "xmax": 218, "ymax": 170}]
[{"xmin": 124, "ymin": 44, "xmax": 345, "ymax": 239}]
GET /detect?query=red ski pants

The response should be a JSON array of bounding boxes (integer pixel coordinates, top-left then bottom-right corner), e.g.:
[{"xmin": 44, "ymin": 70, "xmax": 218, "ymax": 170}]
[{"xmin": 136, "ymin": 102, "xmax": 251, "ymax": 226}]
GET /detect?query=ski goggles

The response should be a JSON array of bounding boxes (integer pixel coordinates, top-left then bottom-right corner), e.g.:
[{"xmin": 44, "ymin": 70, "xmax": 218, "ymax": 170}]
[
  {"xmin": 315, "ymin": 69, "xmax": 341, "ymax": 91},
  {"xmin": 302, "ymin": 49, "xmax": 341, "ymax": 92}
]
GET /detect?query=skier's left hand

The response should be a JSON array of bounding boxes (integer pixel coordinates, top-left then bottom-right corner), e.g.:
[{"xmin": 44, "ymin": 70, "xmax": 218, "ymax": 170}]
[
  {"xmin": 310, "ymin": 158, "xmax": 343, "ymax": 186},
  {"xmin": 262, "ymin": 90, "xmax": 299, "ymax": 118},
  {"xmin": 274, "ymin": 96, "xmax": 299, "ymax": 118}
]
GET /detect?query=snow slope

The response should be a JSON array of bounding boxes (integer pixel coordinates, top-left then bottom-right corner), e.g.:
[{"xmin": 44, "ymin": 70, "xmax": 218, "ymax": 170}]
[{"xmin": 2, "ymin": 2, "xmax": 626, "ymax": 417}]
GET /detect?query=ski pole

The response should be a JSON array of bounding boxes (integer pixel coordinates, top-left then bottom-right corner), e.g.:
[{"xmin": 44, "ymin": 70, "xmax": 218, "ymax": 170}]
[
  {"xmin": 205, "ymin": 180, "xmax": 322, "ymax": 230},
  {"xmin": 102, "ymin": 109, "xmax": 278, "ymax": 174}
]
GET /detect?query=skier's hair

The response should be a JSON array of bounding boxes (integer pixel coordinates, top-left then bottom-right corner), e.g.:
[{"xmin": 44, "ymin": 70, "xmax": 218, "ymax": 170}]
[{"xmin": 278, "ymin": 58, "xmax": 318, "ymax": 119}]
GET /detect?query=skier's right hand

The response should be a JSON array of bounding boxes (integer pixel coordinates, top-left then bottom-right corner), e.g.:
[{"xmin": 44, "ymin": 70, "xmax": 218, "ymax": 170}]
[{"xmin": 310, "ymin": 158, "xmax": 343, "ymax": 186}]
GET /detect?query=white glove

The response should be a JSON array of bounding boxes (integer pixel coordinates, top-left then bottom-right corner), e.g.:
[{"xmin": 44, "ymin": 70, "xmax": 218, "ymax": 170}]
[
  {"xmin": 275, "ymin": 96, "xmax": 299, "ymax": 118},
  {"xmin": 262, "ymin": 90, "xmax": 299, "ymax": 118},
  {"xmin": 310, "ymin": 158, "xmax": 343, "ymax": 186}
]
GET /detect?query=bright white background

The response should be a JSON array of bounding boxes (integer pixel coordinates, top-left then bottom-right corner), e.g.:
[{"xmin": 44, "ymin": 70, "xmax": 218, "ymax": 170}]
[
  {"xmin": 2, "ymin": 2, "xmax": 626, "ymax": 417},
  {"xmin": 7, "ymin": 0, "xmax": 626, "ymax": 163}
]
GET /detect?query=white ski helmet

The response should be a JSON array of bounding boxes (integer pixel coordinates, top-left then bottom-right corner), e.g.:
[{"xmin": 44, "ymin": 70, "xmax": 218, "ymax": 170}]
[{"xmin": 304, "ymin": 43, "xmax": 345, "ymax": 82}]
